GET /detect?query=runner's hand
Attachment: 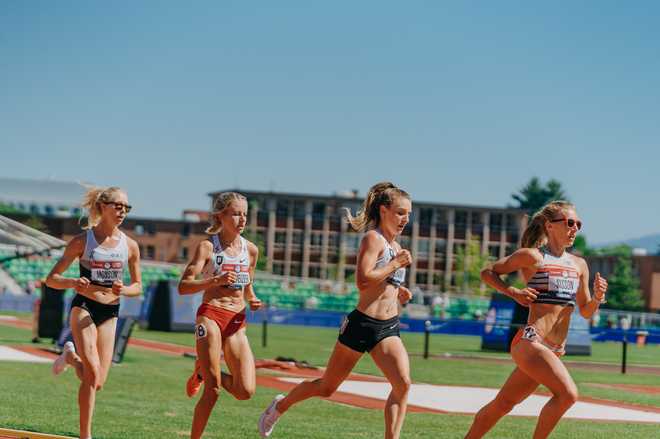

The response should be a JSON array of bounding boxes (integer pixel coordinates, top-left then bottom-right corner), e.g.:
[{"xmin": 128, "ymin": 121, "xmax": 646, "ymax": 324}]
[
  {"xmin": 393, "ymin": 249, "xmax": 412, "ymax": 270},
  {"xmin": 73, "ymin": 277, "xmax": 90, "ymax": 294},
  {"xmin": 398, "ymin": 286, "xmax": 413, "ymax": 305},
  {"xmin": 248, "ymin": 296, "xmax": 263, "ymax": 311},
  {"xmin": 112, "ymin": 280, "xmax": 124, "ymax": 296},
  {"xmin": 509, "ymin": 287, "xmax": 538, "ymax": 307},
  {"xmin": 211, "ymin": 272, "xmax": 237, "ymax": 286},
  {"xmin": 593, "ymin": 272, "xmax": 608, "ymax": 302}
]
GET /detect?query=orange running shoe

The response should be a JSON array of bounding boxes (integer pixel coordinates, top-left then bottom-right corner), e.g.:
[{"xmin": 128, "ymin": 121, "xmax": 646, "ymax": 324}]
[{"xmin": 186, "ymin": 363, "xmax": 203, "ymax": 398}]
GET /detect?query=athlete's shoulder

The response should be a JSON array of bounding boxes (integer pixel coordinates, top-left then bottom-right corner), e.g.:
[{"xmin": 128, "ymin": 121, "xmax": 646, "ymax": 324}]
[
  {"xmin": 361, "ymin": 229, "xmax": 386, "ymax": 248},
  {"xmin": 121, "ymin": 231, "xmax": 138, "ymax": 248},
  {"xmin": 567, "ymin": 251, "xmax": 587, "ymax": 269},
  {"xmin": 69, "ymin": 232, "xmax": 88, "ymax": 249},
  {"xmin": 123, "ymin": 234, "xmax": 140, "ymax": 256},
  {"xmin": 512, "ymin": 247, "xmax": 544, "ymax": 265},
  {"xmin": 244, "ymin": 238, "xmax": 259, "ymax": 255}
]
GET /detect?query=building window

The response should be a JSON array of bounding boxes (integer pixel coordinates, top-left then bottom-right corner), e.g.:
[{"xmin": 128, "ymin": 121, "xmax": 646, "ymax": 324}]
[
  {"xmin": 276, "ymin": 200, "xmax": 289, "ymax": 218},
  {"xmin": 419, "ymin": 208, "xmax": 433, "ymax": 227},
  {"xmin": 345, "ymin": 234, "xmax": 360, "ymax": 254},
  {"xmin": 455, "ymin": 211, "xmax": 467, "ymax": 226},
  {"xmin": 292, "ymin": 231, "xmax": 303, "ymax": 245},
  {"xmin": 275, "ymin": 231, "xmax": 286, "ymax": 244},
  {"xmin": 146, "ymin": 245, "xmax": 155, "ymax": 259},
  {"xmin": 134, "ymin": 225, "xmax": 145, "ymax": 235},
  {"xmin": 434, "ymin": 239, "xmax": 447, "ymax": 255},
  {"xmin": 290, "ymin": 263, "xmax": 302, "ymax": 277},
  {"xmin": 416, "ymin": 272, "xmax": 428, "ymax": 285},
  {"xmin": 182, "ymin": 223, "xmax": 191, "ymax": 237},
  {"xmin": 273, "ymin": 263, "xmax": 284, "ymax": 275},
  {"xmin": 293, "ymin": 201, "xmax": 306, "ymax": 220},
  {"xmin": 311, "ymin": 232, "xmax": 323, "ymax": 247},
  {"xmin": 309, "ymin": 266, "xmax": 321, "ymax": 278},
  {"xmin": 327, "ymin": 233, "xmax": 339, "ymax": 248},
  {"xmin": 490, "ymin": 213, "xmax": 502, "ymax": 232},
  {"xmin": 417, "ymin": 238, "xmax": 430, "ymax": 256},
  {"xmin": 181, "ymin": 247, "xmax": 189, "ymax": 260}
]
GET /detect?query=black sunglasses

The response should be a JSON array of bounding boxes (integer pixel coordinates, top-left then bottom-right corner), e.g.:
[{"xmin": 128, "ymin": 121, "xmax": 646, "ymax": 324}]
[
  {"xmin": 550, "ymin": 217, "xmax": 582, "ymax": 230},
  {"xmin": 104, "ymin": 202, "xmax": 132, "ymax": 213}
]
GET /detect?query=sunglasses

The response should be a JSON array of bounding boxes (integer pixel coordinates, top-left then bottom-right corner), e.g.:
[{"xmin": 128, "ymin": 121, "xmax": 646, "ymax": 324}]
[
  {"xmin": 104, "ymin": 202, "xmax": 132, "ymax": 213},
  {"xmin": 550, "ymin": 217, "xmax": 582, "ymax": 230}
]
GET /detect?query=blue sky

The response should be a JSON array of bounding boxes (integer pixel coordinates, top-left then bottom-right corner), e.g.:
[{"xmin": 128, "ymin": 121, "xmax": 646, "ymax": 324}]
[{"xmin": 1, "ymin": 1, "xmax": 659, "ymax": 244}]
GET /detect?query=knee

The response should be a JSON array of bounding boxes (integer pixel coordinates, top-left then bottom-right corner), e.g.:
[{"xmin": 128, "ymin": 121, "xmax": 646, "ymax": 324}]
[
  {"xmin": 204, "ymin": 375, "xmax": 222, "ymax": 397},
  {"xmin": 493, "ymin": 395, "xmax": 519, "ymax": 414},
  {"xmin": 317, "ymin": 379, "xmax": 338, "ymax": 398},
  {"xmin": 558, "ymin": 386, "xmax": 578, "ymax": 408},
  {"xmin": 234, "ymin": 387, "xmax": 255, "ymax": 401},
  {"xmin": 83, "ymin": 364, "xmax": 101, "ymax": 388},
  {"xmin": 392, "ymin": 376, "xmax": 412, "ymax": 397}
]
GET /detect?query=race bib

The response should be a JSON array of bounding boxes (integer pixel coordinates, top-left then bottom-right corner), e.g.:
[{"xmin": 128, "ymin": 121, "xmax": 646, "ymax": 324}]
[
  {"xmin": 90, "ymin": 260, "xmax": 123, "ymax": 284},
  {"xmin": 220, "ymin": 263, "xmax": 250, "ymax": 288},
  {"xmin": 548, "ymin": 270, "xmax": 578, "ymax": 299}
]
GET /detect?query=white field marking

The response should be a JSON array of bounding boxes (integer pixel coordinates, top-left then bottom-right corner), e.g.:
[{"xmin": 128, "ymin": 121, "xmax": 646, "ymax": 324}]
[
  {"xmin": 0, "ymin": 346, "xmax": 51, "ymax": 363},
  {"xmin": 279, "ymin": 378, "xmax": 660, "ymax": 423}
]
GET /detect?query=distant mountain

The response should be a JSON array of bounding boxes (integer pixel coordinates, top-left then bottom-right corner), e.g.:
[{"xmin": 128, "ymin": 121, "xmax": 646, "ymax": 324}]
[{"xmin": 594, "ymin": 233, "xmax": 660, "ymax": 255}]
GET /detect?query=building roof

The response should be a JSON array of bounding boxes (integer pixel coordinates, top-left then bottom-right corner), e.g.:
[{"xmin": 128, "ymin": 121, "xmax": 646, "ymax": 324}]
[
  {"xmin": 0, "ymin": 214, "xmax": 65, "ymax": 252},
  {"xmin": 0, "ymin": 177, "xmax": 88, "ymax": 207},
  {"xmin": 209, "ymin": 188, "xmax": 525, "ymax": 214}
]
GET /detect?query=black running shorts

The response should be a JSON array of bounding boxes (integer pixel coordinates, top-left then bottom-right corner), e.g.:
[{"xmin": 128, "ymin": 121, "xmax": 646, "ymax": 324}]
[
  {"xmin": 71, "ymin": 294, "xmax": 119, "ymax": 326},
  {"xmin": 337, "ymin": 309, "xmax": 400, "ymax": 353}
]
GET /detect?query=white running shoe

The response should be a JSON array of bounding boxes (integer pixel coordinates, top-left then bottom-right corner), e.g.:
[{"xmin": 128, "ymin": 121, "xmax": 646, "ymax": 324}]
[
  {"xmin": 52, "ymin": 341, "xmax": 75, "ymax": 376},
  {"xmin": 258, "ymin": 393, "xmax": 285, "ymax": 437}
]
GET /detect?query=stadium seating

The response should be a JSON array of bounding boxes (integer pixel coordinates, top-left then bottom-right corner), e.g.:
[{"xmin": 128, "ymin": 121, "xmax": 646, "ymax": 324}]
[{"xmin": 1, "ymin": 249, "xmax": 490, "ymax": 318}]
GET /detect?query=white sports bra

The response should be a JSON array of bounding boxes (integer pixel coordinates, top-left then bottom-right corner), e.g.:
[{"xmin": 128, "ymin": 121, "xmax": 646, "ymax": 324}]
[
  {"xmin": 202, "ymin": 235, "xmax": 251, "ymax": 290},
  {"xmin": 79, "ymin": 229, "xmax": 129, "ymax": 287},
  {"xmin": 373, "ymin": 229, "xmax": 406, "ymax": 288}
]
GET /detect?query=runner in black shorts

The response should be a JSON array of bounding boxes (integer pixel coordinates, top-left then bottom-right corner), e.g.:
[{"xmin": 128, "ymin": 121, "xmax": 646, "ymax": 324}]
[
  {"xmin": 46, "ymin": 186, "xmax": 142, "ymax": 439},
  {"xmin": 260, "ymin": 182, "xmax": 414, "ymax": 439}
]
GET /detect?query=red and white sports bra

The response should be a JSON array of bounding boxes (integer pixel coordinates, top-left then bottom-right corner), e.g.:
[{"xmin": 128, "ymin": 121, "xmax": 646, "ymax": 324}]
[
  {"xmin": 202, "ymin": 235, "xmax": 251, "ymax": 290},
  {"xmin": 527, "ymin": 247, "xmax": 580, "ymax": 307}
]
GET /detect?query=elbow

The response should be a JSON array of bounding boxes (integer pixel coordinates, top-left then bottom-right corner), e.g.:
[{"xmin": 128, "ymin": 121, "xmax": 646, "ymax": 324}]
[
  {"xmin": 177, "ymin": 282, "xmax": 187, "ymax": 295},
  {"xmin": 355, "ymin": 276, "xmax": 369, "ymax": 291},
  {"xmin": 44, "ymin": 275, "xmax": 55, "ymax": 289}
]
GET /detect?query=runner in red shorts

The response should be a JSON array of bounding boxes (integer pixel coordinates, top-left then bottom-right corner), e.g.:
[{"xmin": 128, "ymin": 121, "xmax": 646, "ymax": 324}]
[{"xmin": 178, "ymin": 192, "xmax": 262, "ymax": 439}]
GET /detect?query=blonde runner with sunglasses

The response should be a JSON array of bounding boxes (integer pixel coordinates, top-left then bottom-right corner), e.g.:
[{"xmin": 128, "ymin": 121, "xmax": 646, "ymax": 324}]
[
  {"xmin": 46, "ymin": 186, "xmax": 142, "ymax": 439},
  {"xmin": 465, "ymin": 201, "xmax": 608, "ymax": 439}
]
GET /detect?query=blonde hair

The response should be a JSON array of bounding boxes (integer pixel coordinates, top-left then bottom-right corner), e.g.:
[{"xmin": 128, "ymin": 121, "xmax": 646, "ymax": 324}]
[
  {"xmin": 79, "ymin": 186, "xmax": 125, "ymax": 230},
  {"xmin": 206, "ymin": 192, "xmax": 247, "ymax": 234},
  {"xmin": 344, "ymin": 182, "xmax": 410, "ymax": 232},
  {"xmin": 520, "ymin": 200, "xmax": 575, "ymax": 248}
]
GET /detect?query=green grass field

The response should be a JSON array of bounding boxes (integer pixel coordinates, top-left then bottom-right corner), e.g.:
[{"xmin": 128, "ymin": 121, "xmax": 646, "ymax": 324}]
[{"xmin": 1, "ymin": 315, "xmax": 659, "ymax": 438}]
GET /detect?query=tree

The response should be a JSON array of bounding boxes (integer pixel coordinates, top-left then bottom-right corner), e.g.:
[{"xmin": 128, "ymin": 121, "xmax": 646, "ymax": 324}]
[
  {"xmin": 571, "ymin": 235, "xmax": 595, "ymax": 256},
  {"xmin": 243, "ymin": 230, "xmax": 267, "ymax": 271},
  {"xmin": 604, "ymin": 253, "xmax": 645, "ymax": 311},
  {"xmin": 0, "ymin": 203, "xmax": 21, "ymax": 215},
  {"xmin": 454, "ymin": 237, "xmax": 492, "ymax": 294},
  {"xmin": 511, "ymin": 177, "xmax": 569, "ymax": 215}
]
